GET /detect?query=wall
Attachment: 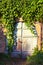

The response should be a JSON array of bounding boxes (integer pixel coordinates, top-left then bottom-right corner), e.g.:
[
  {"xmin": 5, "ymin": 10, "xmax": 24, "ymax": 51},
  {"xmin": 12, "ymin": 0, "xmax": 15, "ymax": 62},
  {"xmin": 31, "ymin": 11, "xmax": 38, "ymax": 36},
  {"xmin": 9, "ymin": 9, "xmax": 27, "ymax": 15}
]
[{"xmin": 0, "ymin": 25, "xmax": 6, "ymax": 53}]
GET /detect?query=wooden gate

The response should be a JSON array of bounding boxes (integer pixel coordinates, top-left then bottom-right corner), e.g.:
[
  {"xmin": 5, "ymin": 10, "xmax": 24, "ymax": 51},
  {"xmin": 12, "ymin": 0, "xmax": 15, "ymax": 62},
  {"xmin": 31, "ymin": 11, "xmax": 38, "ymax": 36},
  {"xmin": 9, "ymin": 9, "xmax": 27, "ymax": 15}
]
[{"xmin": 12, "ymin": 22, "xmax": 38, "ymax": 58}]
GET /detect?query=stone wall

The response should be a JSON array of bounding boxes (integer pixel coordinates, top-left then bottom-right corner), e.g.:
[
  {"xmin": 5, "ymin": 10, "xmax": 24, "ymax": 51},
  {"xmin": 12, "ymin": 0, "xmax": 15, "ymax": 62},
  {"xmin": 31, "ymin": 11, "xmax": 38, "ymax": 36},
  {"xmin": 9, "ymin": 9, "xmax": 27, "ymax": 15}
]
[{"xmin": 0, "ymin": 25, "xmax": 6, "ymax": 53}]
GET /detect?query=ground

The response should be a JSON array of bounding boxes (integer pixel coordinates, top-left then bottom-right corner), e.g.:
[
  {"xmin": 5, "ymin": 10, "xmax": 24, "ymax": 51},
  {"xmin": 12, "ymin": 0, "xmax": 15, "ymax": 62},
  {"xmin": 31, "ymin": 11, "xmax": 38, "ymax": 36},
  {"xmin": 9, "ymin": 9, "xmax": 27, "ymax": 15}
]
[{"xmin": 0, "ymin": 58, "xmax": 28, "ymax": 65}]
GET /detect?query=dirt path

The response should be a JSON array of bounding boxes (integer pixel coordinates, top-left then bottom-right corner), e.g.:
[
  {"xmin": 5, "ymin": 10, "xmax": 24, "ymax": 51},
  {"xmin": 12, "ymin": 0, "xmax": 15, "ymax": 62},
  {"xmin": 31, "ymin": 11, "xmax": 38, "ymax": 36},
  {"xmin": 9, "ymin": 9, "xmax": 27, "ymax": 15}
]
[
  {"xmin": 0, "ymin": 58, "xmax": 28, "ymax": 65},
  {"xmin": 12, "ymin": 59, "xmax": 28, "ymax": 65}
]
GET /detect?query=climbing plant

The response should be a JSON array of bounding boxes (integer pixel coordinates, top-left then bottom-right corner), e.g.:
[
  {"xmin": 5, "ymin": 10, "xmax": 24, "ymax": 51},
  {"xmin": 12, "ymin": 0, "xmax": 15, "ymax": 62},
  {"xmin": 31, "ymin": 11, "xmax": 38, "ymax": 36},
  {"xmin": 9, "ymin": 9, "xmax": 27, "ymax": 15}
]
[{"xmin": 0, "ymin": 0, "xmax": 43, "ymax": 52}]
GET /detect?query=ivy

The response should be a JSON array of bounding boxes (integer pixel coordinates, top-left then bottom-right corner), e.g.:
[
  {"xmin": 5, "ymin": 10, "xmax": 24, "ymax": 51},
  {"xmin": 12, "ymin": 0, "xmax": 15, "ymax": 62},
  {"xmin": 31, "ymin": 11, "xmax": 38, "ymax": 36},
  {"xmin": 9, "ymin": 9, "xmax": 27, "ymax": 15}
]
[{"xmin": 0, "ymin": 0, "xmax": 43, "ymax": 52}]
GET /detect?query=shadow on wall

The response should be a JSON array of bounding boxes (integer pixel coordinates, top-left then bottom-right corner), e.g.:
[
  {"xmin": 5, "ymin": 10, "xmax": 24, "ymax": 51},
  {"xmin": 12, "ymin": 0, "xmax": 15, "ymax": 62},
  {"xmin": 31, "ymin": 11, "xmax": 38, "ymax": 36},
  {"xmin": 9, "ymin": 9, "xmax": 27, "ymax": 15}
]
[{"xmin": 13, "ymin": 22, "xmax": 18, "ymax": 51}]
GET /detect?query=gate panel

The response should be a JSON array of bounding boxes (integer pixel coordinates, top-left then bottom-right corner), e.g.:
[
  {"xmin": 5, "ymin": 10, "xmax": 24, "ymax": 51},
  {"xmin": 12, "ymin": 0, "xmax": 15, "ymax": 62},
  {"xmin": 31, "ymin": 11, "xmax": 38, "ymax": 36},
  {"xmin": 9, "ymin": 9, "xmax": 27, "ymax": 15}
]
[{"xmin": 13, "ymin": 22, "xmax": 37, "ymax": 57}]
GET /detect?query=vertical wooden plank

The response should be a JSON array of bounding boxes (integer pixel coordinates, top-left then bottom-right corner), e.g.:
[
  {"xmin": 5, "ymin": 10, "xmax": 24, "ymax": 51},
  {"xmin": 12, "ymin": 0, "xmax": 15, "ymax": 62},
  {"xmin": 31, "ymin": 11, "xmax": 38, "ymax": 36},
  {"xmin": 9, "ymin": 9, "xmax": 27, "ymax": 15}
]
[{"xmin": 35, "ymin": 22, "xmax": 42, "ymax": 50}]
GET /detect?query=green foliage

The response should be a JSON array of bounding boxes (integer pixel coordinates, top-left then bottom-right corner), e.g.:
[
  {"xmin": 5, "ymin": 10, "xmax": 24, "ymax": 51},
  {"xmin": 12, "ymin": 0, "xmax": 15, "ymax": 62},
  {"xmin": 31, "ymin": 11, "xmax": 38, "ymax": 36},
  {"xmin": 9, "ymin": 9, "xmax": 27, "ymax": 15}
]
[
  {"xmin": 0, "ymin": 62, "xmax": 4, "ymax": 65},
  {"xmin": 27, "ymin": 51, "xmax": 43, "ymax": 65},
  {"xmin": 0, "ymin": 53, "xmax": 11, "ymax": 60},
  {"xmin": 0, "ymin": 0, "xmax": 43, "ymax": 52},
  {"xmin": 0, "ymin": 53, "xmax": 11, "ymax": 65}
]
